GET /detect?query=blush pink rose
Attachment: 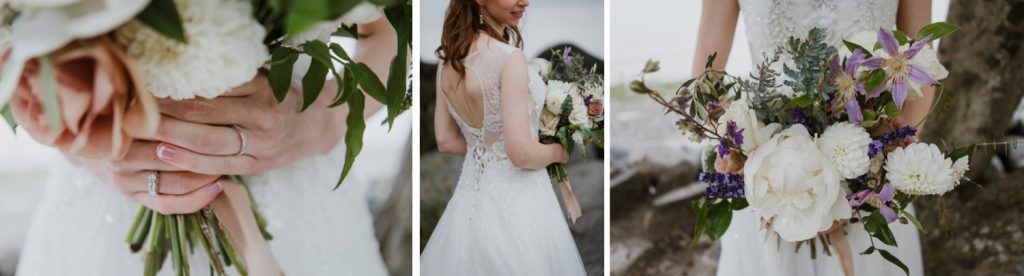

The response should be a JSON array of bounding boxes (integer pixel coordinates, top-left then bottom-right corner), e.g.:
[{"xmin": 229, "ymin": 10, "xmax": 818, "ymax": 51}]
[{"xmin": 7, "ymin": 36, "xmax": 159, "ymax": 160}]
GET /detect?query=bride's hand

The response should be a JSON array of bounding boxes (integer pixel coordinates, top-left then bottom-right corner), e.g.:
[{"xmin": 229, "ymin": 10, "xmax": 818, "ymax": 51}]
[
  {"xmin": 148, "ymin": 72, "xmax": 352, "ymax": 176},
  {"xmin": 63, "ymin": 141, "xmax": 224, "ymax": 214}
]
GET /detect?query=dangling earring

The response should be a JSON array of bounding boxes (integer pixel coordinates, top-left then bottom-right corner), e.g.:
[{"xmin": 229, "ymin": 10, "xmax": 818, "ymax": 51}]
[{"xmin": 478, "ymin": 7, "xmax": 484, "ymax": 25}]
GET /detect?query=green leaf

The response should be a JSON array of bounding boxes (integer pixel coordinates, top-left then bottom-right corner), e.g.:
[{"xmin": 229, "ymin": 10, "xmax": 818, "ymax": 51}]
[
  {"xmin": 38, "ymin": 57, "xmax": 61, "ymax": 138},
  {"xmin": 302, "ymin": 40, "xmax": 334, "ymax": 68},
  {"xmin": 1, "ymin": 103, "xmax": 16, "ymax": 133},
  {"xmin": 705, "ymin": 52, "xmax": 717, "ymax": 69},
  {"xmin": 843, "ymin": 40, "xmax": 872, "ymax": 57},
  {"xmin": 300, "ymin": 59, "xmax": 328, "ymax": 112},
  {"xmin": 884, "ymin": 101, "xmax": 903, "ymax": 117},
  {"xmin": 784, "ymin": 94, "xmax": 813, "ymax": 109},
  {"xmin": 917, "ymin": 22, "xmax": 960, "ymax": 41},
  {"xmin": 901, "ymin": 209, "xmax": 926, "ymax": 233},
  {"xmin": 334, "ymin": 91, "xmax": 365, "ymax": 190},
  {"xmin": 860, "ymin": 246, "xmax": 876, "ymax": 255},
  {"xmin": 269, "ymin": 47, "xmax": 299, "ymax": 103},
  {"xmin": 706, "ymin": 200, "xmax": 733, "ymax": 240},
  {"xmin": 329, "ymin": 43, "xmax": 354, "ymax": 63},
  {"xmin": 893, "ymin": 30, "xmax": 909, "ymax": 45},
  {"xmin": 349, "ymin": 63, "xmax": 387, "ymax": 103},
  {"xmin": 136, "ymin": 0, "xmax": 186, "ymax": 43},
  {"xmin": 865, "ymin": 211, "xmax": 898, "ymax": 246},
  {"xmin": 690, "ymin": 198, "xmax": 708, "ymax": 246},
  {"xmin": 384, "ymin": 46, "xmax": 407, "ymax": 129},
  {"xmin": 287, "ymin": 1, "xmax": 359, "ymax": 39},
  {"xmin": 948, "ymin": 144, "xmax": 976, "ymax": 162},
  {"xmin": 729, "ymin": 198, "xmax": 749, "ymax": 210},
  {"xmin": 331, "ymin": 69, "xmax": 357, "ymax": 107},
  {"xmin": 878, "ymin": 249, "xmax": 910, "ymax": 276},
  {"xmin": 863, "ymin": 69, "xmax": 886, "ymax": 94},
  {"xmin": 643, "ymin": 60, "xmax": 661, "ymax": 73}
]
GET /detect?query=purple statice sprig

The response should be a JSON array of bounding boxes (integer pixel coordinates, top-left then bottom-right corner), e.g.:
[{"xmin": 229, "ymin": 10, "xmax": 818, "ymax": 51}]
[
  {"xmin": 716, "ymin": 120, "xmax": 744, "ymax": 158},
  {"xmin": 700, "ymin": 171, "xmax": 745, "ymax": 199},
  {"xmin": 868, "ymin": 126, "xmax": 918, "ymax": 157}
]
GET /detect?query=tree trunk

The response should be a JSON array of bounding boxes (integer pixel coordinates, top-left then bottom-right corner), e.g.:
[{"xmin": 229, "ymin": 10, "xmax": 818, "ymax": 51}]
[{"xmin": 919, "ymin": 0, "xmax": 1024, "ymax": 180}]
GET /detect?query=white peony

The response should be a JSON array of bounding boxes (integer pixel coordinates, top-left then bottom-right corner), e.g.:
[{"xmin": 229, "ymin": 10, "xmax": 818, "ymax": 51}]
[
  {"xmin": 115, "ymin": 0, "xmax": 268, "ymax": 99},
  {"xmin": 340, "ymin": 1, "xmax": 384, "ymax": 25},
  {"xmin": 544, "ymin": 80, "xmax": 576, "ymax": 114},
  {"xmin": 744, "ymin": 124, "xmax": 851, "ymax": 242},
  {"xmin": 717, "ymin": 97, "xmax": 778, "ymax": 153},
  {"xmin": 816, "ymin": 122, "xmax": 872, "ymax": 179},
  {"xmin": 884, "ymin": 143, "xmax": 955, "ymax": 195},
  {"xmin": 527, "ymin": 58, "xmax": 552, "ymax": 80},
  {"xmin": 951, "ymin": 156, "xmax": 970, "ymax": 186}
]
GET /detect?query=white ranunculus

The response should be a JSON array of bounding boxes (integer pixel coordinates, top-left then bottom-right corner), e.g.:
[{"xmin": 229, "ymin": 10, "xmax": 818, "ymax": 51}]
[
  {"xmin": 884, "ymin": 143, "xmax": 955, "ymax": 195},
  {"xmin": 817, "ymin": 122, "xmax": 872, "ymax": 179},
  {"xmin": 744, "ymin": 124, "xmax": 851, "ymax": 242},
  {"xmin": 544, "ymin": 80, "xmax": 575, "ymax": 114},
  {"xmin": 115, "ymin": 0, "xmax": 268, "ymax": 99},
  {"xmin": 528, "ymin": 58, "xmax": 552, "ymax": 80},
  {"xmin": 7, "ymin": 0, "xmax": 148, "ymax": 59},
  {"xmin": 339, "ymin": 1, "xmax": 383, "ymax": 25},
  {"xmin": 717, "ymin": 97, "xmax": 777, "ymax": 153},
  {"xmin": 909, "ymin": 46, "xmax": 949, "ymax": 81}
]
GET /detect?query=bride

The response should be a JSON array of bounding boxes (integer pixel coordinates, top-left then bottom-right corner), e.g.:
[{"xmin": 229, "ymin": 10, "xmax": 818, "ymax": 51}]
[
  {"xmin": 696, "ymin": 0, "xmax": 931, "ymax": 275},
  {"xmin": 420, "ymin": 0, "xmax": 586, "ymax": 275},
  {"xmin": 12, "ymin": 16, "xmax": 405, "ymax": 275}
]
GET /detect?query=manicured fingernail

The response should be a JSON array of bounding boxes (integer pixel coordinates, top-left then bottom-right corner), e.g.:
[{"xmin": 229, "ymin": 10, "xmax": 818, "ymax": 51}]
[
  {"xmin": 207, "ymin": 181, "xmax": 223, "ymax": 197},
  {"xmin": 157, "ymin": 145, "xmax": 175, "ymax": 161}
]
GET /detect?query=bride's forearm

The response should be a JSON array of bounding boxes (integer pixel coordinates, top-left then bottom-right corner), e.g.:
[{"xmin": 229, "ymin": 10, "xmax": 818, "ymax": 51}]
[
  {"xmin": 692, "ymin": 0, "xmax": 739, "ymax": 77},
  {"xmin": 900, "ymin": 85, "xmax": 935, "ymax": 129}
]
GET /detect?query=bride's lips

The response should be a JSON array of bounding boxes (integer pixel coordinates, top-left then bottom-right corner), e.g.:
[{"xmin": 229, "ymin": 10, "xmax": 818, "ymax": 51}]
[{"xmin": 511, "ymin": 11, "xmax": 524, "ymax": 19}]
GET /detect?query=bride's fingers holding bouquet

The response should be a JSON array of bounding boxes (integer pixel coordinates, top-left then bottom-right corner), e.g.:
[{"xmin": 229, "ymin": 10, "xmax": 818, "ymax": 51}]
[
  {"xmin": 152, "ymin": 72, "xmax": 346, "ymax": 176},
  {"xmin": 63, "ymin": 141, "xmax": 224, "ymax": 214}
]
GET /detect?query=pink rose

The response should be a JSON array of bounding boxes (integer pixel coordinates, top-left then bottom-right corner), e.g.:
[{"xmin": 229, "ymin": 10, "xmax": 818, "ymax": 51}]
[
  {"xmin": 587, "ymin": 99, "xmax": 603, "ymax": 118},
  {"xmin": 7, "ymin": 36, "xmax": 159, "ymax": 160}
]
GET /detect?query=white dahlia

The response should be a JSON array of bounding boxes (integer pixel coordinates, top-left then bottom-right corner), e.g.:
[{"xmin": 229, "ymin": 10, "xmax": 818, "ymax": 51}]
[
  {"xmin": 951, "ymin": 156, "xmax": 970, "ymax": 186},
  {"xmin": 816, "ymin": 122, "xmax": 872, "ymax": 179},
  {"xmin": 884, "ymin": 143, "xmax": 955, "ymax": 195},
  {"xmin": 115, "ymin": 0, "xmax": 268, "ymax": 99}
]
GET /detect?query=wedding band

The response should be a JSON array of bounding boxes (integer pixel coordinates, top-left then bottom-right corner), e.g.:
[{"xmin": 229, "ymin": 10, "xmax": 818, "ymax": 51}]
[
  {"xmin": 147, "ymin": 171, "xmax": 160, "ymax": 196},
  {"xmin": 232, "ymin": 125, "xmax": 248, "ymax": 156}
]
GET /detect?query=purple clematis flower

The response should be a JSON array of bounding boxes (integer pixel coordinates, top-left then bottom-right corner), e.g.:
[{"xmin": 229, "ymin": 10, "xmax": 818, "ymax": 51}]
[
  {"xmin": 848, "ymin": 183, "xmax": 898, "ymax": 223},
  {"xmin": 861, "ymin": 28, "xmax": 938, "ymax": 110},
  {"xmin": 830, "ymin": 48, "xmax": 868, "ymax": 123},
  {"xmin": 562, "ymin": 46, "xmax": 572, "ymax": 65}
]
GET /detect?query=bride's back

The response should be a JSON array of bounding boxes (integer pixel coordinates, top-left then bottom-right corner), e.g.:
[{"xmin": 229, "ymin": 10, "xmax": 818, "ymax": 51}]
[{"xmin": 437, "ymin": 35, "xmax": 518, "ymax": 130}]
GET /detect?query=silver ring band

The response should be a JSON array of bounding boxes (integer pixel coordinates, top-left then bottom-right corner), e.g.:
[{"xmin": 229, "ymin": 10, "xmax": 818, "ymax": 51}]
[
  {"xmin": 232, "ymin": 125, "xmax": 248, "ymax": 156},
  {"xmin": 147, "ymin": 171, "xmax": 160, "ymax": 196}
]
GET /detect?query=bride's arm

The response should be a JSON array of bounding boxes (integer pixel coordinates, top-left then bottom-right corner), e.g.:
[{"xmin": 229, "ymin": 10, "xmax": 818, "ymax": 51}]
[
  {"xmin": 692, "ymin": 0, "xmax": 740, "ymax": 78},
  {"xmin": 500, "ymin": 50, "xmax": 568, "ymax": 170},
  {"xmin": 896, "ymin": 0, "xmax": 934, "ymax": 127},
  {"xmin": 435, "ymin": 76, "xmax": 468, "ymax": 156}
]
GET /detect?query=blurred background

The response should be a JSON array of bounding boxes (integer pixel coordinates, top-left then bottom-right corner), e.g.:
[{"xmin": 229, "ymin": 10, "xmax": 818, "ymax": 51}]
[
  {"xmin": 0, "ymin": 37, "xmax": 414, "ymax": 276},
  {"xmin": 609, "ymin": 0, "xmax": 1024, "ymax": 275},
  {"xmin": 419, "ymin": 0, "xmax": 605, "ymax": 275}
]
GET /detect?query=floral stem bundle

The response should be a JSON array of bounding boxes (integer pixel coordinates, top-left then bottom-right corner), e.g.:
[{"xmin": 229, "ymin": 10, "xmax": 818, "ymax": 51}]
[
  {"xmin": 633, "ymin": 23, "xmax": 976, "ymax": 275},
  {"xmin": 0, "ymin": 0, "xmax": 411, "ymax": 274},
  {"xmin": 533, "ymin": 46, "xmax": 604, "ymax": 223}
]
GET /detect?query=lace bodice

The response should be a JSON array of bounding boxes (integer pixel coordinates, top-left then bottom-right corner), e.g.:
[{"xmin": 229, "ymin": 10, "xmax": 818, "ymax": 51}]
[
  {"xmin": 738, "ymin": 0, "xmax": 898, "ymax": 64},
  {"xmin": 437, "ymin": 40, "xmax": 545, "ymax": 172}
]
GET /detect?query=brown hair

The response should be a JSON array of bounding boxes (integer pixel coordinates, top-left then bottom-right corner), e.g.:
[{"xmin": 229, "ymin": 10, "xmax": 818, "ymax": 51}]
[{"xmin": 436, "ymin": 0, "xmax": 523, "ymax": 76}]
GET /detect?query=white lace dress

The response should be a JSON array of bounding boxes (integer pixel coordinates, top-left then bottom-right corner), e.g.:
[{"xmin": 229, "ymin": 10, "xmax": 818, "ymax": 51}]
[
  {"xmin": 15, "ymin": 110, "xmax": 408, "ymax": 275},
  {"xmin": 716, "ymin": 1, "xmax": 924, "ymax": 275},
  {"xmin": 420, "ymin": 41, "xmax": 586, "ymax": 276}
]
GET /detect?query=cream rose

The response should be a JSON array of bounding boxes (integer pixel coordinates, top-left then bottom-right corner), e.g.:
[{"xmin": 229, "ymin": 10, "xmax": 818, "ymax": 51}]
[{"xmin": 743, "ymin": 124, "xmax": 852, "ymax": 242}]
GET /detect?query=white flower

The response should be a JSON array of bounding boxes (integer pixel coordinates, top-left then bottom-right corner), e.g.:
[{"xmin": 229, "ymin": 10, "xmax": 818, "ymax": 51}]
[
  {"xmin": 717, "ymin": 97, "xmax": 777, "ymax": 153},
  {"xmin": 6, "ymin": 0, "xmax": 148, "ymax": 60},
  {"xmin": 838, "ymin": 30, "xmax": 876, "ymax": 60},
  {"xmin": 339, "ymin": 1, "xmax": 383, "ymax": 25},
  {"xmin": 528, "ymin": 58, "xmax": 552, "ymax": 80},
  {"xmin": 909, "ymin": 46, "xmax": 948, "ymax": 81},
  {"xmin": 951, "ymin": 156, "xmax": 970, "ymax": 186},
  {"xmin": 869, "ymin": 154, "xmax": 884, "ymax": 174},
  {"xmin": 582, "ymin": 82, "xmax": 603, "ymax": 102},
  {"xmin": 744, "ymin": 124, "xmax": 851, "ymax": 242},
  {"xmin": 816, "ymin": 122, "xmax": 872, "ymax": 179},
  {"xmin": 544, "ymin": 80, "xmax": 575, "ymax": 114},
  {"xmin": 539, "ymin": 111, "xmax": 558, "ymax": 137},
  {"xmin": 572, "ymin": 132, "xmax": 584, "ymax": 145},
  {"xmin": 115, "ymin": 0, "xmax": 268, "ymax": 99},
  {"xmin": 884, "ymin": 143, "xmax": 955, "ymax": 195},
  {"xmin": 568, "ymin": 98, "xmax": 590, "ymax": 128}
]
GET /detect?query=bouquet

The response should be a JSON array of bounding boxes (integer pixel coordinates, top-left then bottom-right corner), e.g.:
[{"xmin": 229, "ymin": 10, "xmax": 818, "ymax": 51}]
[
  {"xmin": 0, "ymin": 0, "xmax": 411, "ymax": 275},
  {"xmin": 532, "ymin": 46, "xmax": 603, "ymax": 223},
  {"xmin": 633, "ymin": 23, "xmax": 973, "ymax": 275}
]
